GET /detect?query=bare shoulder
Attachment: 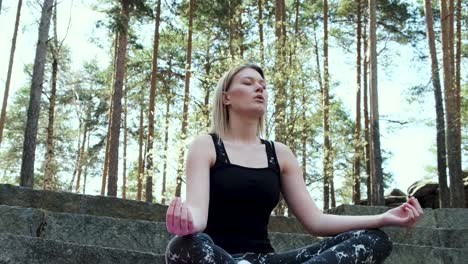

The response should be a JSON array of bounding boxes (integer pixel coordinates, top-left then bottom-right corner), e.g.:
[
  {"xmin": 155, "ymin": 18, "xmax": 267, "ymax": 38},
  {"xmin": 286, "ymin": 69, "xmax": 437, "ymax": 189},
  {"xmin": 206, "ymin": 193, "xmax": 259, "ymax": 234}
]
[
  {"xmin": 188, "ymin": 134, "xmax": 216, "ymax": 166},
  {"xmin": 271, "ymin": 141, "xmax": 297, "ymax": 172}
]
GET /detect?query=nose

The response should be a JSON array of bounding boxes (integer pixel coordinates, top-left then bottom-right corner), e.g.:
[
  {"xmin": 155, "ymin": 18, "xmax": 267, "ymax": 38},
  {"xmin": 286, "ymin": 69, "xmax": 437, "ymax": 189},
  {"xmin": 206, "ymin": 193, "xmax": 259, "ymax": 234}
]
[{"xmin": 255, "ymin": 82, "xmax": 264, "ymax": 93}]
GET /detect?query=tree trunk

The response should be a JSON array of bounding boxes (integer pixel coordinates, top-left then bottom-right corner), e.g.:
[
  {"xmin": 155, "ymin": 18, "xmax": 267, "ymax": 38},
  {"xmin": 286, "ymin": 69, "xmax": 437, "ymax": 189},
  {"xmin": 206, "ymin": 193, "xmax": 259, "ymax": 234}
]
[
  {"xmin": 423, "ymin": 0, "xmax": 449, "ymax": 207},
  {"xmin": 83, "ymin": 134, "xmax": 90, "ymax": 194},
  {"xmin": 455, "ymin": 0, "xmax": 461, "ymax": 155},
  {"xmin": 368, "ymin": 0, "xmax": 384, "ymax": 206},
  {"xmin": 43, "ymin": 0, "xmax": 58, "ymax": 190},
  {"xmin": 439, "ymin": 0, "xmax": 464, "ymax": 207},
  {"xmin": 175, "ymin": 0, "xmax": 195, "ymax": 197},
  {"xmin": 202, "ymin": 50, "xmax": 212, "ymax": 128},
  {"xmin": 0, "ymin": 0, "xmax": 22, "ymax": 145},
  {"xmin": 101, "ymin": 97, "xmax": 112, "ymax": 195},
  {"xmin": 362, "ymin": 20, "xmax": 371, "ymax": 203},
  {"xmin": 122, "ymin": 90, "xmax": 127, "ymax": 199},
  {"xmin": 352, "ymin": 0, "xmax": 362, "ymax": 205},
  {"xmin": 322, "ymin": 0, "xmax": 333, "ymax": 211},
  {"xmin": 162, "ymin": 95, "xmax": 170, "ymax": 204},
  {"xmin": 75, "ymin": 122, "xmax": 87, "ymax": 192},
  {"xmin": 69, "ymin": 122, "xmax": 82, "ymax": 191},
  {"xmin": 107, "ymin": 0, "xmax": 130, "ymax": 197},
  {"xmin": 273, "ymin": 0, "xmax": 287, "ymax": 216},
  {"xmin": 137, "ymin": 106, "xmax": 144, "ymax": 201},
  {"xmin": 19, "ymin": 0, "xmax": 54, "ymax": 188},
  {"xmin": 257, "ymin": 0, "xmax": 265, "ymax": 66},
  {"xmin": 145, "ymin": 0, "xmax": 161, "ymax": 202},
  {"xmin": 101, "ymin": 32, "xmax": 118, "ymax": 195}
]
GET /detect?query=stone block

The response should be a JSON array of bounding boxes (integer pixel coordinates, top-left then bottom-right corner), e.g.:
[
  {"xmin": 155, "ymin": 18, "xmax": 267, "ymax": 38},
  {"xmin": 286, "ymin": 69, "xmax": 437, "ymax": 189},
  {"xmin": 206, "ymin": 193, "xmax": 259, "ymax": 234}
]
[
  {"xmin": 0, "ymin": 205, "xmax": 43, "ymax": 237},
  {"xmin": 0, "ymin": 184, "xmax": 167, "ymax": 222},
  {"xmin": 433, "ymin": 208, "xmax": 468, "ymax": 228},
  {"xmin": 0, "ymin": 233, "xmax": 165, "ymax": 264},
  {"xmin": 45, "ymin": 211, "xmax": 172, "ymax": 254},
  {"xmin": 385, "ymin": 243, "xmax": 468, "ymax": 264}
]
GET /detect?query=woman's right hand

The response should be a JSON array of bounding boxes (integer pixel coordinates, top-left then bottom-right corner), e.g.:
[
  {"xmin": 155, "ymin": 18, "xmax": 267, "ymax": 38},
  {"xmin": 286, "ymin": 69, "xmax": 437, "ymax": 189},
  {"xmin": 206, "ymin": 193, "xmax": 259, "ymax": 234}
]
[{"xmin": 166, "ymin": 197, "xmax": 195, "ymax": 235}]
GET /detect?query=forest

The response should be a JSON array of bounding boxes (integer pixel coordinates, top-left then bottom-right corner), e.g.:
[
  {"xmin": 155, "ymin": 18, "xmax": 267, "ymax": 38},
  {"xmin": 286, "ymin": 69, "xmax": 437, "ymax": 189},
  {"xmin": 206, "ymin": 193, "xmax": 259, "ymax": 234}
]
[{"xmin": 0, "ymin": 0, "xmax": 466, "ymax": 213}]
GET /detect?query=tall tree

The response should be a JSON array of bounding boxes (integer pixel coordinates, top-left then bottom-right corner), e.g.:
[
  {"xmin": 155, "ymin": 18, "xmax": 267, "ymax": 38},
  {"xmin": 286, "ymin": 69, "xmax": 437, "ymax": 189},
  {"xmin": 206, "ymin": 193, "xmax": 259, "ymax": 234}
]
[
  {"xmin": 423, "ymin": 0, "xmax": 449, "ymax": 207},
  {"xmin": 107, "ymin": 0, "xmax": 131, "ymax": 197},
  {"xmin": 0, "ymin": 0, "xmax": 23, "ymax": 145},
  {"xmin": 362, "ymin": 21, "xmax": 371, "ymax": 203},
  {"xmin": 137, "ymin": 106, "xmax": 144, "ymax": 200},
  {"xmin": 322, "ymin": 0, "xmax": 334, "ymax": 210},
  {"xmin": 454, "ymin": 0, "xmax": 462, "ymax": 164},
  {"xmin": 257, "ymin": 0, "xmax": 265, "ymax": 66},
  {"xmin": 122, "ymin": 89, "xmax": 128, "ymax": 199},
  {"xmin": 43, "ymin": 0, "xmax": 59, "ymax": 190},
  {"xmin": 19, "ymin": 0, "xmax": 54, "ymax": 187},
  {"xmin": 145, "ymin": 0, "xmax": 161, "ymax": 202},
  {"xmin": 368, "ymin": 0, "xmax": 384, "ymax": 205},
  {"xmin": 352, "ymin": 0, "xmax": 362, "ymax": 205},
  {"xmin": 75, "ymin": 120, "xmax": 88, "ymax": 192},
  {"xmin": 175, "ymin": 0, "xmax": 196, "ymax": 197},
  {"xmin": 439, "ymin": 0, "xmax": 464, "ymax": 207}
]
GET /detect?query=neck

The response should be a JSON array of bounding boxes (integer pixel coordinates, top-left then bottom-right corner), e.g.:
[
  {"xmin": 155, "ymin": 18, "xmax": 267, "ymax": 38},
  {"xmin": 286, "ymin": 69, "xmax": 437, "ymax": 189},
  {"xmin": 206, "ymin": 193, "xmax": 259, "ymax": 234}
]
[{"xmin": 224, "ymin": 112, "xmax": 260, "ymax": 144}]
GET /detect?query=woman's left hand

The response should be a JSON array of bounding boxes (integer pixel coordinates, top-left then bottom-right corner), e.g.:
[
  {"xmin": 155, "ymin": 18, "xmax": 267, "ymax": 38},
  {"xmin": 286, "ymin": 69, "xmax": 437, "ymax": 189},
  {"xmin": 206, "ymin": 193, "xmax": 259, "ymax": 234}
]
[{"xmin": 381, "ymin": 197, "xmax": 424, "ymax": 228}]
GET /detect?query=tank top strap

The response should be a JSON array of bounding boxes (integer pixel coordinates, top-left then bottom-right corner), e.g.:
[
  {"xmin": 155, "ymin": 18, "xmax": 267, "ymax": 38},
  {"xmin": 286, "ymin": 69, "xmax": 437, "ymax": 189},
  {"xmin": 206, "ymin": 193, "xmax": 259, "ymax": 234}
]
[
  {"xmin": 209, "ymin": 133, "xmax": 231, "ymax": 165},
  {"xmin": 261, "ymin": 139, "xmax": 281, "ymax": 174}
]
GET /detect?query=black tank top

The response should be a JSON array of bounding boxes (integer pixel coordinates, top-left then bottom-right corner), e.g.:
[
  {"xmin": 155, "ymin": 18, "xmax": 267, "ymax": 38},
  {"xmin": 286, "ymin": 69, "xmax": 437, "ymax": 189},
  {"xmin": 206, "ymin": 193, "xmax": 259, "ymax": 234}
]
[{"xmin": 204, "ymin": 133, "xmax": 281, "ymax": 254}]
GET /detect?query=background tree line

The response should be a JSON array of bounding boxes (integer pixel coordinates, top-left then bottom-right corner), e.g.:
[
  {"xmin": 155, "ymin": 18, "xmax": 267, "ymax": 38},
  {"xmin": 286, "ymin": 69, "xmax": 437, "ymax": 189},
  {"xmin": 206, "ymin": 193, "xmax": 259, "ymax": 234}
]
[{"xmin": 0, "ymin": 0, "xmax": 466, "ymax": 213}]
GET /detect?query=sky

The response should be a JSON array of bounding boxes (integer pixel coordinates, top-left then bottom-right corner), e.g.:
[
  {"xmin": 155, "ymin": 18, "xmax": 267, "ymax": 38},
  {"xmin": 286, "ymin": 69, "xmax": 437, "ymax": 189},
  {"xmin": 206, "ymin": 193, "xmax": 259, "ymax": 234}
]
[{"xmin": 0, "ymin": 0, "xmax": 446, "ymax": 199}]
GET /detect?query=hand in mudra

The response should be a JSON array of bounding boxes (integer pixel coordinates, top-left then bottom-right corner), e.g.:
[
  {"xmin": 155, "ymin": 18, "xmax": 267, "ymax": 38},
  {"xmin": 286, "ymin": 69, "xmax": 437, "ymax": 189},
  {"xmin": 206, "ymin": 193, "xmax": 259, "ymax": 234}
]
[
  {"xmin": 382, "ymin": 197, "xmax": 424, "ymax": 228},
  {"xmin": 166, "ymin": 197, "xmax": 195, "ymax": 235}
]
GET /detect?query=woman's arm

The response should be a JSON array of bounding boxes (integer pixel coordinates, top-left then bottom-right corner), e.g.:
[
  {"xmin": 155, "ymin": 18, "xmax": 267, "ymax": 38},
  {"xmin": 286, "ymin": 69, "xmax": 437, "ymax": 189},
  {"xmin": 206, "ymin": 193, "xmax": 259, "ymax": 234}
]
[
  {"xmin": 166, "ymin": 134, "xmax": 214, "ymax": 235},
  {"xmin": 276, "ymin": 142, "xmax": 423, "ymax": 237}
]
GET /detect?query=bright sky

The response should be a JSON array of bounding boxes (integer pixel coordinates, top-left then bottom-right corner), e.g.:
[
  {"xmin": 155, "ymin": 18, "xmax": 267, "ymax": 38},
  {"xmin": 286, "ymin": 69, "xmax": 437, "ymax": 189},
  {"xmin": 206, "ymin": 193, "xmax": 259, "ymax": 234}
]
[{"xmin": 0, "ymin": 0, "xmax": 442, "ymax": 198}]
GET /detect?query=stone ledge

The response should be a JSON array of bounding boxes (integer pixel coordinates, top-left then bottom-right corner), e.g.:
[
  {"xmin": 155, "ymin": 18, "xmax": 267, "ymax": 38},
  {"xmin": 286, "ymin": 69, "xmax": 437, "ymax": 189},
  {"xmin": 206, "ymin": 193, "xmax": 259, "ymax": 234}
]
[
  {"xmin": 385, "ymin": 243, "xmax": 468, "ymax": 264},
  {"xmin": 0, "ymin": 233, "xmax": 164, "ymax": 264},
  {"xmin": 0, "ymin": 184, "xmax": 167, "ymax": 222}
]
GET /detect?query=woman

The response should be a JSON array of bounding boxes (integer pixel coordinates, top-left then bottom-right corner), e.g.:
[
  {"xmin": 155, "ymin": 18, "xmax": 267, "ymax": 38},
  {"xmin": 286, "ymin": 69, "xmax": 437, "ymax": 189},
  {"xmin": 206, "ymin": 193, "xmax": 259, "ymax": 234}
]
[{"xmin": 165, "ymin": 64, "xmax": 423, "ymax": 264}]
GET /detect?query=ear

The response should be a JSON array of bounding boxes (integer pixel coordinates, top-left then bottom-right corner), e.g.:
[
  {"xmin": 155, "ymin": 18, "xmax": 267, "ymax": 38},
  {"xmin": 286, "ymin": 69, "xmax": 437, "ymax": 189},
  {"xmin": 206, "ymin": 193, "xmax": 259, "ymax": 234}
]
[{"xmin": 222, "ymin": 92, "xmax": 231, "ymax": 105}]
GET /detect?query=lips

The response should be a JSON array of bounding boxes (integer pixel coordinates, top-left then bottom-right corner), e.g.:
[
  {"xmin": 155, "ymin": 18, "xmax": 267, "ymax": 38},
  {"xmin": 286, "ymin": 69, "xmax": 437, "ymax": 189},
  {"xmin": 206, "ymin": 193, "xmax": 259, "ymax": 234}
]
[{"xmin": 254, "ymin": 94, "xmax": 264, "ymax": 101}]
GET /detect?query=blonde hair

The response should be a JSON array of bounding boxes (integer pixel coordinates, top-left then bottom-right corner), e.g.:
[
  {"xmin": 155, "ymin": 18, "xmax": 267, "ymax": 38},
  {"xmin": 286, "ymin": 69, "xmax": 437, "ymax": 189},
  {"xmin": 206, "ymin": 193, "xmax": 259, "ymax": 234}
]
[{"xmin": 210, "ymin": 64, "xmax": 266, "ymax": 139}]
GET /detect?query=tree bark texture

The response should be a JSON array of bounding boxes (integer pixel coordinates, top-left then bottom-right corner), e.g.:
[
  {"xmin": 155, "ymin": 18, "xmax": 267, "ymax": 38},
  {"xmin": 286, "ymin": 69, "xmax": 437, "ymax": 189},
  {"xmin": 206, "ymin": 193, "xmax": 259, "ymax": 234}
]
[
  {"xmin": 43, "ymin": 0, "xmax": 58, "ymax": 190},
  {"xmin": 175, "ymin": 0, "xmax": 195, "ymax": 197},
  {"xmin": 423, "ymin": 0, "xmax": 449, "ymax": 207},
  {"xmin": 257, "ymin": 0, "xmax": 265, "ymax": 66},
  {"xmin": 322, "ymin": 0, "xmax": 333, "ymax": 210},
  {"xmin": 352, "ymin": 0, "xmax": 362, "ymax": 205},
  {"xmin": 137, "ymin": 106, "xmax": 144, "ymax": 201},
  {"xmin": 439, "ymin": 0, "xmax": 465, "ymax": 208},
  {"xmin": 20, "ymin": 0, "xmax": 54, "ymax": 188},
  {"xmin": 122, "ymin": 92, "xmax": 127, "ymax": 199},
  {"xmin": 107, "ymin": 0, "xmax": 130, "ymax": 197},
  {"xmin": 1, "ymin": 0, "xmax": 23, "ymax": 145},
  {"xmin": 368, "ymin": 0, "xmax": 384, "ymax": 206},
  {"xmin": 145, "ymin": 0, "xmax": 161, "ymax": 202}
]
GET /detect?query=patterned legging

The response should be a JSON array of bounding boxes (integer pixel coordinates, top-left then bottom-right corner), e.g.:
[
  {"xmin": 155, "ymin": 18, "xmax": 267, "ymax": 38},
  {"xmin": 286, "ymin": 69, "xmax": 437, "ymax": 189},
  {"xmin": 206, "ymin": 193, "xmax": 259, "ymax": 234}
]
[{"xmin": 165, "ymin": 229, "xmax": 392, "ymax": 264}]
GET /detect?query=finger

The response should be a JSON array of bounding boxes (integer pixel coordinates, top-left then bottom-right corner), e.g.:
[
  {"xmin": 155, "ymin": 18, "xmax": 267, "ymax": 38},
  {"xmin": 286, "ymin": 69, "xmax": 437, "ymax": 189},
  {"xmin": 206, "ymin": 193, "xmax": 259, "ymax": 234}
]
[
  {"xmin": 405, "ymin": 203, "xmax": 420, "ymax": 219},
  {"xmin": 180, "ymin": 203, "xmax": 188, "ymax": 235},
  {"xmin": 187, "ymin": 207, "xmax": 194, "ymax": 234},
  {"xmin": 166, "ymin": 197, "xmax": 177, "ymax": 232},
  {"xmin": 173, "ymin": 197, "xmax": 182, "ymax": 234},
  {"xmin": 409, "ymin": 197, "xmax": 424, "ymax": 215},
  {"xmin": 405, "ymin": 205, "xmax": 415, "ymax": 226}
]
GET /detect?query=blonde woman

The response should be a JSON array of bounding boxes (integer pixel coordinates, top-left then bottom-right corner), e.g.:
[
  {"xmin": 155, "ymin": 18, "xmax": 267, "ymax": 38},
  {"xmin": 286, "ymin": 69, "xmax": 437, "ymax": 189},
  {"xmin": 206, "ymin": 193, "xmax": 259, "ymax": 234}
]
[{"xmin": 165, "ymin": 64, "xmax": 423, "ymax": 263}]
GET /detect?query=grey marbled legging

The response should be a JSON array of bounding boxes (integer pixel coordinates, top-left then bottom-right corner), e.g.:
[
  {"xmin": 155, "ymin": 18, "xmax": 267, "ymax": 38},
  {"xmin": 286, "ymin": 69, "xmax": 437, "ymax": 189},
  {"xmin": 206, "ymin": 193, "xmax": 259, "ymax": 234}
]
[{"xmin": 165, "ymin": 229, "xmax": 392, "ymax": 264}]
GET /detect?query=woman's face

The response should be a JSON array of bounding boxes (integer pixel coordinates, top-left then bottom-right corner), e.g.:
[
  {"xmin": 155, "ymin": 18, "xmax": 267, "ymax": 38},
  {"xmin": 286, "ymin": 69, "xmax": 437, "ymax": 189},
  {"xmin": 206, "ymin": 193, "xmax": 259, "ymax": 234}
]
[{"xmin": 223, "ymin": 68, "xmax": 267, "ymax": 117}]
